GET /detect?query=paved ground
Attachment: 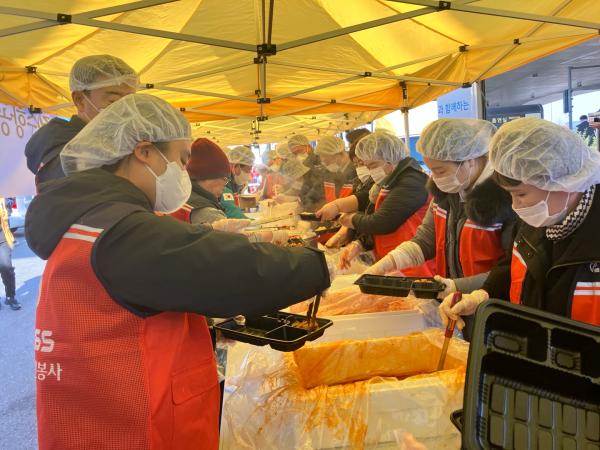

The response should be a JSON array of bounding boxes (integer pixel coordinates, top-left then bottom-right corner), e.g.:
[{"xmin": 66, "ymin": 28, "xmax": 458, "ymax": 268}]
[{"xmin": 0, "ymin": 230, "xmax": 44, "ymax": 450}]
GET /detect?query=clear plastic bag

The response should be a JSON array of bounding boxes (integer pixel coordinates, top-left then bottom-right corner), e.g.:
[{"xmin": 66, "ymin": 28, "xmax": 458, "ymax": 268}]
[{"xmin": 222, "ymin": 330, "xmax": 467, "ymax": 450}]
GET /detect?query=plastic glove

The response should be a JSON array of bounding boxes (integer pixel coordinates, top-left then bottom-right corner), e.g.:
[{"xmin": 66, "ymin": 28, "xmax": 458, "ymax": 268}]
[
  {"xmin": 395, "ymin": 431, "xmax": 428, "ymax": 450},
  {"xmin": 325, "ymin": 226, "xmax": 350, "ymax": 248},
  {"xmin": 211, "ymin": 218, "xmax": 252, "ymax": 233},
  {"xmin": 338, "ymin": 241, "xmax": 363, "ymax": 270},
  {"xmin": 338, "ymin": 213, "xmax": 355, "ymax": 229},
  {"xmin": 316, "ymin": 201, "xmax": 340, "ymax": 221},
  {"xmin": 439, "ymin": 289, "xmax": 489, "ymax": 330},
  {"xmin": 433, "ymin": 275, "xmax": 457, "ymax": 300},
  {"xmin": 363, "ymin": 254, "xmax": 396, "ymax": 275}
]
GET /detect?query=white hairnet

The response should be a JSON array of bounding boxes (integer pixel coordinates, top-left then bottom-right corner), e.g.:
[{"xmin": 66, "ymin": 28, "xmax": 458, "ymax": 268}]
[
  {"xmin": 61, "ymin": 93, "xmax": 191, "ymax": 174},
  {"xmin": 227, "ymin": 146, "xmax": 255, "ymax": 166},
  {"xmin": 69, "ymin": 54, "xmax": 138, "ymax": 92},
  {"xmin": 275, "ymin": 142, "xmax": 293, "ymax": 160},
  {"xmin": 287, "ymin": 134, "xmax": 310, "ymax": 149},
  {"xmin": 281, "ymin": 159, "xmax": 309, "ymax": 180},
  {"xmin": 355, "ymin": 129, "xmax": 408, "ymax": 163},
  {"xmin": 315, "ymin": 135, "xmax": 345, "ymax": 156},
  {"xmin": 261, "ymin": 148, "xmax": 276, "ymax": 165},
  {"xmin": 490, "ymin": 117, "xmax": 600, "ymax": 192},
  {"xmin": 417, "ymin": 118, "xmax": 495, "ymax": 161}
]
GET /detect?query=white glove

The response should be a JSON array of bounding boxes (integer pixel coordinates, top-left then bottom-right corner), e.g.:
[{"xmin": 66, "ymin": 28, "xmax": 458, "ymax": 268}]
[
  {"xmin": 316, "ymin": 201, "xmax": 340, "ymax": 221},
  {"xmin": 325, "ymin": 226, "xmax": 350, "ymax": 248},
  {"xmin": 338, "ymin": 241, "xmax": 363, "ymax": 270},
  {"xmin": 439, "ymin": 289, "xmax": 489, "ymax": 330},
  {"xmin": 211, "ymin": 218, "xmax": 252, "ymax": 233},
  {"xmin": 363, "ymin": 254, "xmax": 396, "ymax": 275},
  {"xmin": 433, "ymin": 275, "xmax": 457, "ymax": 300},
  {"xmin": 388, "ymin": 241, "xmax": 425, "ymax": 272}
]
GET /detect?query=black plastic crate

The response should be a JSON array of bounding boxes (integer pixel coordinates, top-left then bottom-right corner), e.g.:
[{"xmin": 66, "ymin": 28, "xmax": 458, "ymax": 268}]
[
  {"xmin": 213, "ymin": 311, "xmax": 333, "ymax": 352},
  {"xmin": 354, "ymin": 274, "xmax": 444, "ymax": 299},
  {"xmin": 455, "ymin": 299, "xmax": 600, "ymax": 449}
]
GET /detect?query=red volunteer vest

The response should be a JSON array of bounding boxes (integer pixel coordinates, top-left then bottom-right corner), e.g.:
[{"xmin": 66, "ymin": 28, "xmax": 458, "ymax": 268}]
[
  {"xmin": 36, "ymin": 204, "xmax": 219, "ymax": 450},
  {"xmin": 323, "ymin": 181, "xmax": 354, "ymax": 203},
  {"xmin": 509, "ymin": 243, "xmax": 600, "ymax": 326},
  {"xmin": 433, "ymin": 203, "xmax": 505, "ymax": 278},
  {"xmin": 170, "ymin": 202, "xmax": 193, "ymax": 223},
  {"xmin": 374, "ymin": 189, "xmax": 434, "ymax": 277}
]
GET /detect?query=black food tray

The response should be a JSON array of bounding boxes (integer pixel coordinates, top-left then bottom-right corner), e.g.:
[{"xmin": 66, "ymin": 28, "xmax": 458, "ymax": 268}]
[
  {"xmin": 354, "ymin": 274, "xmax": 444, "ymax": 299},
  {"xmin": 460, "ymin": 299, "xmax": 600, "ymax": 449},
  {"xmin": 213, "ymin": 311, "xmax": 333, "ymax": 352},
  {"xmin": 314, "ymin": 223, "xmax": 342, "ymax": 236}
]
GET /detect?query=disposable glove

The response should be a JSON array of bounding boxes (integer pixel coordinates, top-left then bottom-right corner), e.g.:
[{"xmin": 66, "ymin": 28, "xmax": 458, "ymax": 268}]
[
  {"xmin": 325, "ymin": 226, "xmax": 350, "ymax": 248},
  {"xmin": 338, "ymin": 213, "xmax": 355, "ymax": 229},
  {"xmin": 338, "ymin": 241, "xmax": 363, "ymax": 270},
  {"xmin": 316, "ymin": 201, "xmax": 340, "ymax": 221},
  {"xmin": 433, "ymin": 275, "xmax": 457, "ymax": 300},
  {"xmin": 439, "ymin": 289, "xmax": 489, "ymax": 330},
  {"xmin": 363, "ymin": 254, "xmax": 396, "ymax": 275}
]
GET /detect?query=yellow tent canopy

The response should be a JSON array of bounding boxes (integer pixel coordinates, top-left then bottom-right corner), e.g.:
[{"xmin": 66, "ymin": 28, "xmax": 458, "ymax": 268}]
[{"xmin": 0, "ymin": 0, "xmax": 598, "ymax": 145}]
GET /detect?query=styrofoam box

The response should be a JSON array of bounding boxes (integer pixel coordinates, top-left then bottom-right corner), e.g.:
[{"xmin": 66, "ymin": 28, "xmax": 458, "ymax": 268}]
[{"xmin": 219, "ymin": 309, "xmax": 461, "ymax": 450}]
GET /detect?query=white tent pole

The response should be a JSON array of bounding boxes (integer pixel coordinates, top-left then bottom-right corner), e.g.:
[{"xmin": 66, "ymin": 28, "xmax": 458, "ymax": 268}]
[
  {"xmin": 394, "ymin": 0, "xmax": 600, "ymax": 30},
  {"xmin": 403, "ymin": 109, "xmax": 410, "ymax": 145},
  {"xmin": 271, "ymin": 75, "xmax": 365, "ymax": 102},
  {"xmin": 153, "ymin": 85, "xmax": 257, "ymax": 102},
  {"xmin": 278, "ymin": 7, "xmax": 436, "ymax": 51}
]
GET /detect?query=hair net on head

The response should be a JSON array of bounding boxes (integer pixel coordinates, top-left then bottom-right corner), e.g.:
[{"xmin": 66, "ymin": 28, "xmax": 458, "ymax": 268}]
[
  {"xmin": 355, "ymin": 129, "xmax": 408, "ymax": 164},
  {"xmin": 315, "ymin": 135, "xmax": 345, "ymax": 156},
  {"xmin": 275, "ymin": 142, "xmax": 293, "ymax": 160},
  {"xmin": 287, "ymin": 134, "xmax": 310, "ymax": 149},
  {"xmin": 61, "ymin": 93, "xmax": 191, "ymax": 174},
  {"xmin": 227, "ymin": 146, "xmax": 255, "ymax": 166},
  {"xmin": 490, "ymin": 117, "xmax": 600, "ymax": 192},
  {"xmin": 281, "ymin": 159, "xmax": 309, "ymax": 180},
  {"xmin": 261, "ymin": 148, "xmax": 276, "ymax": 165},
  {"xmin": 69, "ymin": 54, "xmax": 138, "ymax": 92},
  {"xmin": 417, "ymin": 118, "xmax": 495, "ymax": 162}
]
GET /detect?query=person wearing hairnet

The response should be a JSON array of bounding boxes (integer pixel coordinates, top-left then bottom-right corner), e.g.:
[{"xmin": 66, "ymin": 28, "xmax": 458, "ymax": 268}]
[
  {"xmin": 314, "ymin": 130, "xmax": 373, "ymax": 248},
  {"xmin": 26, "ymin": 94, "xmax": 331, "ymax": 450},
  {"xmin": 288, "ymin": 134, "xmax": 327, "ymax": 211},
  {"xmin": 25, "ymin": 54, "xmax": 137, "ymax": 189},
  {"xmin": 315, "ymin": 136, "xmax": 356, "ymax": 201},
  {"xmin": 443, "ymin": 117, "xmax": 600, "ymax": 328},
  {"xmin": 259, "ymin": 146, "xmax": 286, "ymax": 199},
  {"xmin": 335, "ymin": 130, "xmax": 432, "ymax": 275},
  {"xmin": 365, "ymin": 120, "xmax": 515, "ymax": 332},
  {"xmin": 272, "ymin": 159, "xmax": 312, "ymax": 205},
  {"xmin": 221, "ymin": 145, "xmax": 254, "ymax": 219}
]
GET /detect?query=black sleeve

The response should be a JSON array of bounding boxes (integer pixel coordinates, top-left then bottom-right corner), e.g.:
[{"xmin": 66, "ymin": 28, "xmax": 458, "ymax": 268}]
[
  {"xmin": 355, "ymin": 187, "xmax": 370, "ymax": 211},
  {"xmin": 351, "ymin": 171, "xmax": 428, "ymax": 236},
  {"xmin": 299, "ymin": 169, "xmax": 326, "ymax": 212},
  {"xmin": 482, "ymin": 250, "xmax": 511, "ymax": 300},
  {"xmin": 94, "ymin": 213, "xmax": 330, "ymax": 318}
]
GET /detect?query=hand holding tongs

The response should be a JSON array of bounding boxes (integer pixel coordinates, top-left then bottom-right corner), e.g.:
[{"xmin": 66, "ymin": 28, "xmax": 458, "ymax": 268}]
[{"xmin": 437, "ymin": 292, "xmax": 462, "ymax": 371}]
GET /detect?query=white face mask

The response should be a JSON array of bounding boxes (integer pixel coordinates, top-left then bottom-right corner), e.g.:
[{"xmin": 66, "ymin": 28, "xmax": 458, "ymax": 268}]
[
  {"xmin": 145, "ymin": 148, "xmax": 191, "ymax": 213},
  {"xmin": 81, "ymin": 93, "xmax": 104, "ymax": 122},
  {"xmin": 234, "ymin": 169, "xmax": 252, "ymax": 188},
  {"xmin": 369, "ymin": 165, "xmax": 387, "ymax": 185},
  {"xmin": 296, "ymin": 153, "xmax": 309, "ymax": 162},
  {"xmin": 514, "ymin": 192, "xmax": 571, "ymax": 228},
  {"xmin": 324, "ymin": 162, "xmax": 340, "ymax": 173},
  {"xmin": 432, "ymin": 161, "xmax": 472, "ymax": 193},
  {"xmin": 355, "ymin": 166, "xmax": 371, "ymax": 183}
]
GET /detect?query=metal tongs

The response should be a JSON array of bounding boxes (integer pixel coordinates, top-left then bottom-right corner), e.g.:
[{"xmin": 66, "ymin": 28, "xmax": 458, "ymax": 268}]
[
  {"xmin": 437, "ymin": 291, "xmax": 462, "ymax": 371},
  {"xmin": 305, "ymin": 293, "xmax": 322, "ymax": 331}
]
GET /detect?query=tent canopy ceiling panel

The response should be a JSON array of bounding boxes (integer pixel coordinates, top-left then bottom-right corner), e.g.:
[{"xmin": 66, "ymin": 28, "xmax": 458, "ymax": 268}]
[{"xmin": 0, "ymin": 0, "xmax": 598, "ymax": 145}]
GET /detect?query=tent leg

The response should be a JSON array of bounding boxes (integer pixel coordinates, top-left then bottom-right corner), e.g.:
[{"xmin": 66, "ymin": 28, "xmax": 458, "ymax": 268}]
[{"xmin": 403, "ymin": 108, "xmax": 410, "ymax": 145}]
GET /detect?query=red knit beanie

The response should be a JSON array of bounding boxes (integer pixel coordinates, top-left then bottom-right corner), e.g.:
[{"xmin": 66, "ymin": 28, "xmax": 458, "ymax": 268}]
[{"xmin": 187, "ymin": 138, "xmax": 231, "ymax": 180}]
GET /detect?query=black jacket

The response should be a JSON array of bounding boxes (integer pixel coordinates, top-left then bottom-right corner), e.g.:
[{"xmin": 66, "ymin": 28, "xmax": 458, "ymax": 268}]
[
  {"xmin": 25, "ymin": 168, "xmax": 330, "ymax": 318},
  {"xmin": 24, "ymin": 115, "xmax": 86, "ymax": 187},
  {"xmin": 352, "ymin": 158, "xmax": 428, "ymax": 249},
  {"xmin": 484, "ymin": 184, "xmax": 600, "ymax": 320}
]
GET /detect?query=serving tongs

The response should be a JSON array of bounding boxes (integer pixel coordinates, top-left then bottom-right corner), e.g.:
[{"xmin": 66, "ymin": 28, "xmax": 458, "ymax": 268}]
[
  {"xmin": 305, "ymin": 293, "xmax": 322, "ymax": 331},
  {"xmin": 436, "ymin": 292, "xmax": 462, "ymax": 371}
]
